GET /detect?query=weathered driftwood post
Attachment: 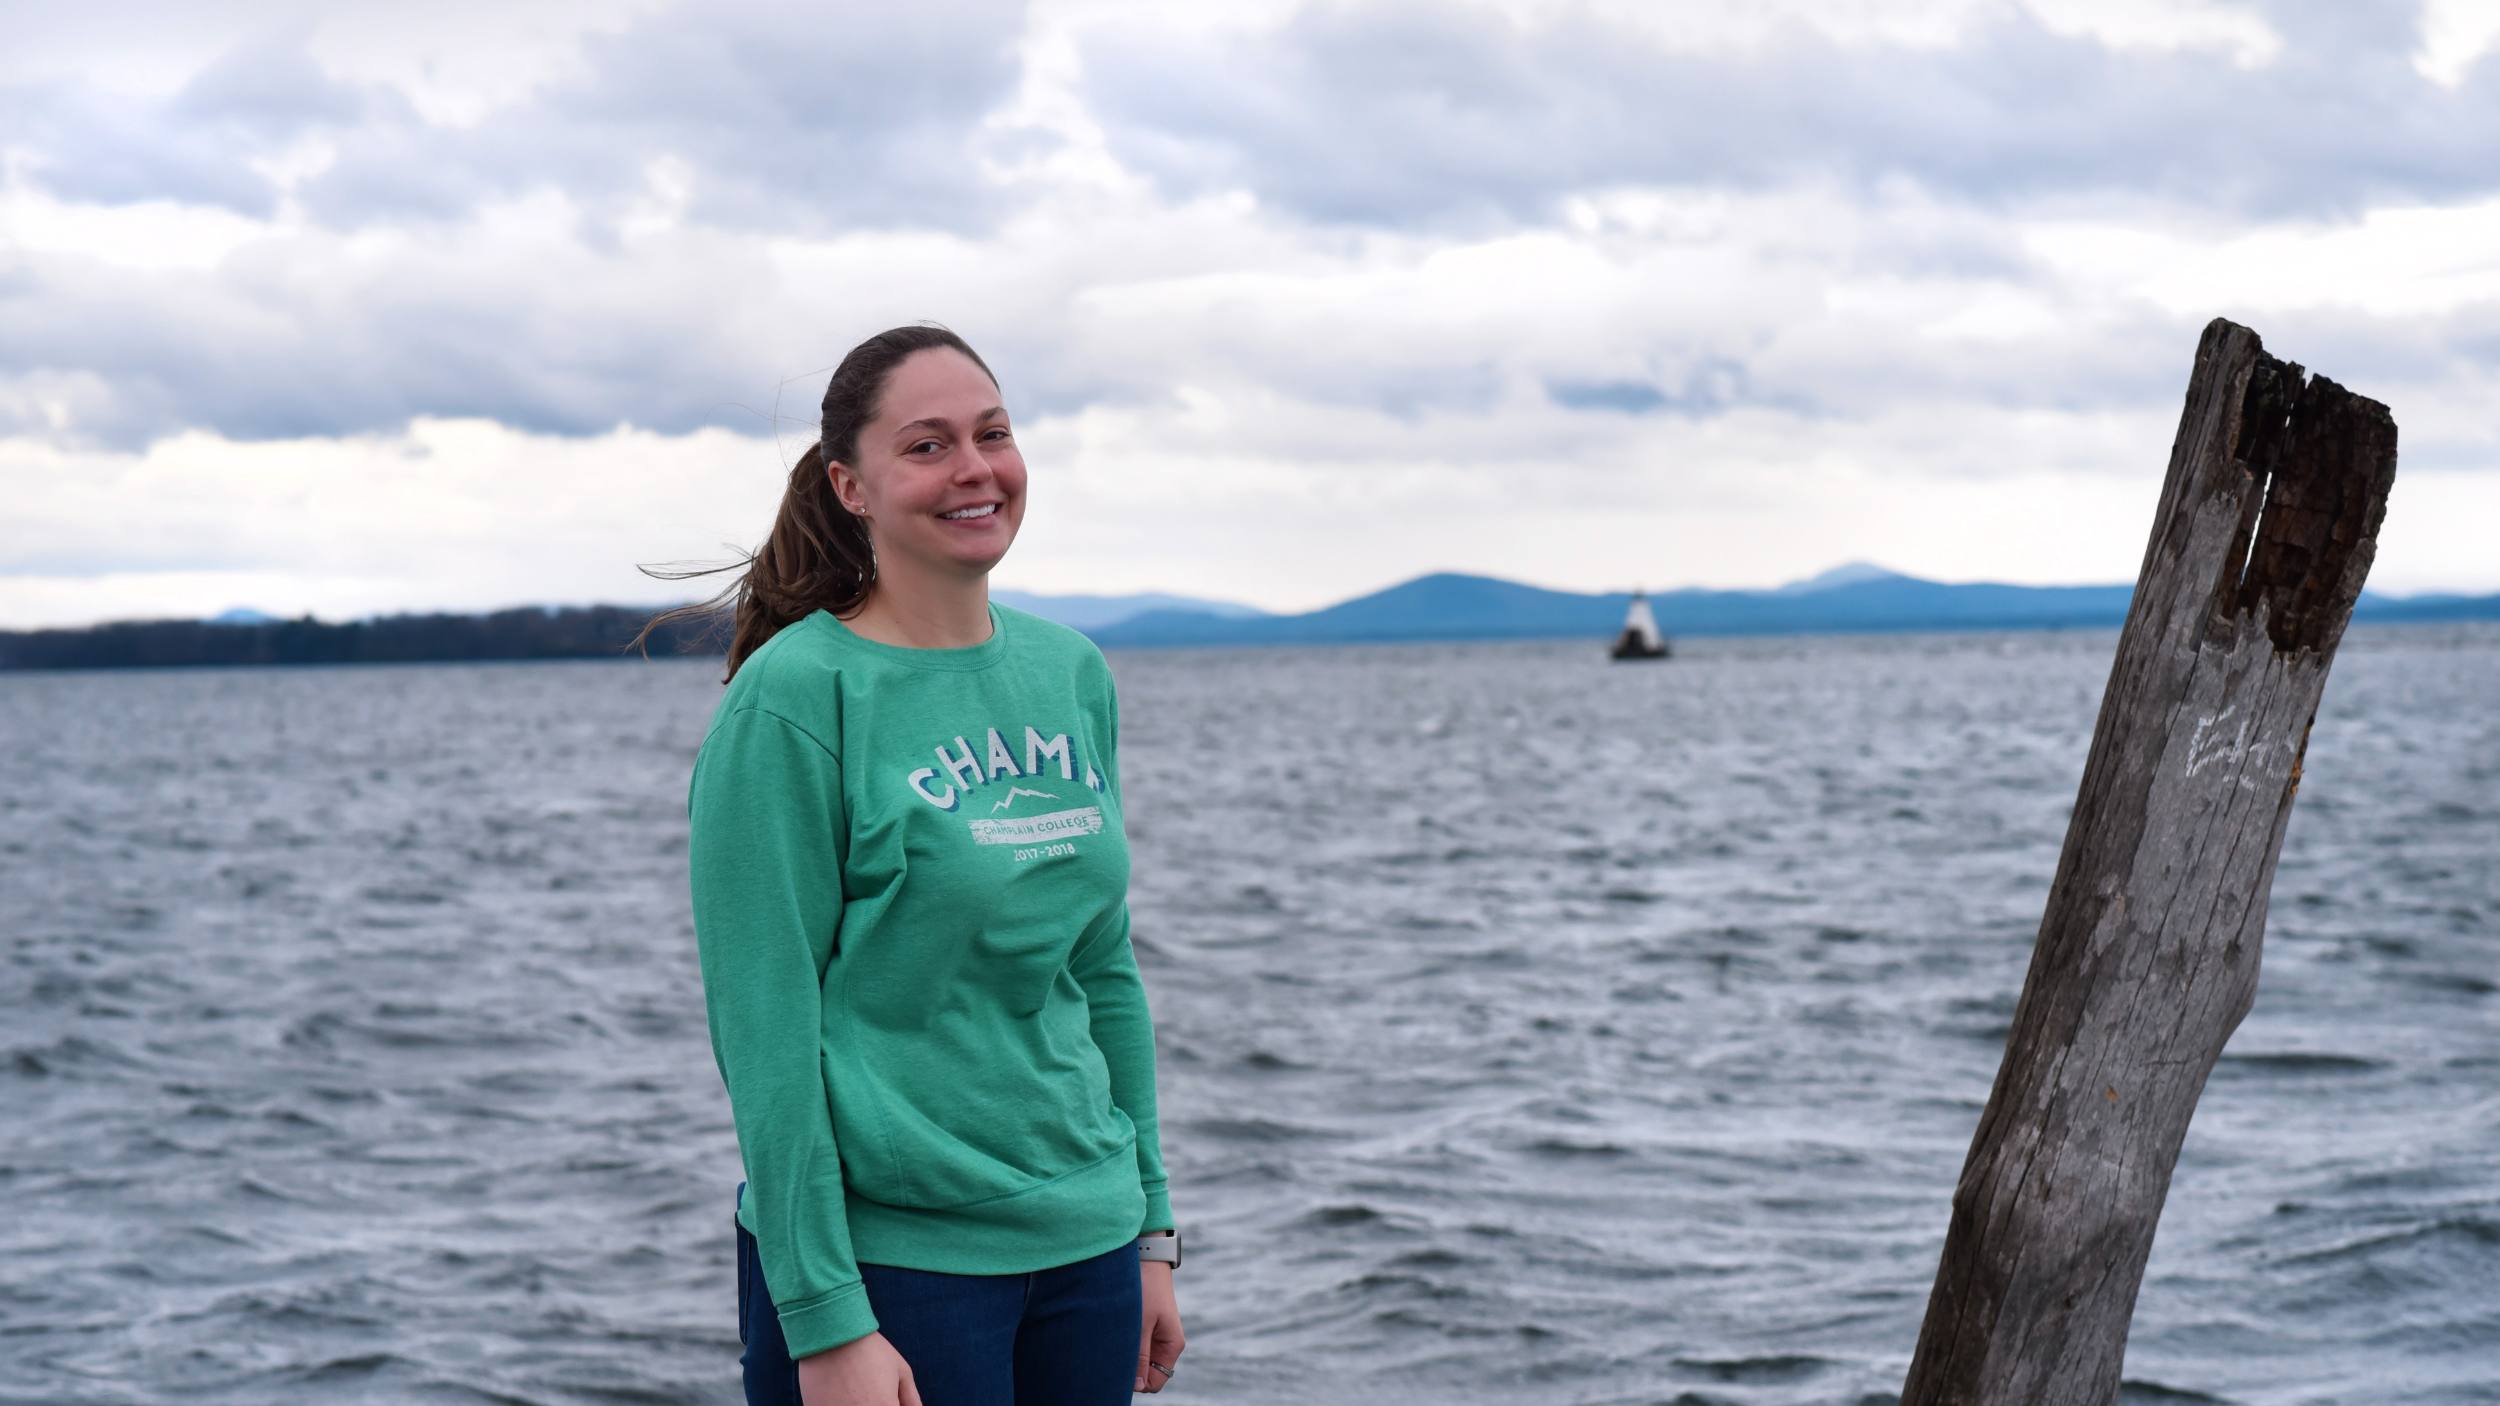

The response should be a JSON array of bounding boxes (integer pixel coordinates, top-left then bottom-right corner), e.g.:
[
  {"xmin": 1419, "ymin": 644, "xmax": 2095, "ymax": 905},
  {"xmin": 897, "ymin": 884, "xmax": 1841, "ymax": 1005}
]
[{"xmin": 1901, "ymin": 318, "xmax": 2398, "ymax": 1405}]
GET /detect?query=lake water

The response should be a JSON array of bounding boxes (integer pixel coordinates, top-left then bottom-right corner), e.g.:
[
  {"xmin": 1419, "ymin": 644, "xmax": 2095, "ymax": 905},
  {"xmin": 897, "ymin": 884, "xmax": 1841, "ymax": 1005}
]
[{"xmin": 4, "ymin": 623, "xmax": 2495, "ymax": 1405}]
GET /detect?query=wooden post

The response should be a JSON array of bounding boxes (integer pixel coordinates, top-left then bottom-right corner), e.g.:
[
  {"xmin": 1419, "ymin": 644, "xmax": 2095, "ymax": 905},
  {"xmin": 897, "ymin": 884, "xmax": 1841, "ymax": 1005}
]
[{"xmin": 1900, "ymin": 318, "xmax": 2399, "ymax": 1405}]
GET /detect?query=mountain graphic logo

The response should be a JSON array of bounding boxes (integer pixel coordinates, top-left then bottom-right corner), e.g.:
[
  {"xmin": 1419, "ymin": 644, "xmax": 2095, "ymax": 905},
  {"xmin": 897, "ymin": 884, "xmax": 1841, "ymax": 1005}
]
[{"xmin": 991, "ymin": 785, "xmax": 1062, "ymax": 814}]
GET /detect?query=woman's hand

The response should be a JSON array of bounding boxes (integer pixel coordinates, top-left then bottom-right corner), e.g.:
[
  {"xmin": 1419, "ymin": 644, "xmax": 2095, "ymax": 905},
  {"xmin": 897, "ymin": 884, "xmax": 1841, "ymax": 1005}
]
[
  {"xmin": 797, "ymin": 1331, "xmax": 921, "ymax": 1406},
  {"xmin": 1135, "ymin": 1259, "xmax": 1185, "ymax": 1394}
]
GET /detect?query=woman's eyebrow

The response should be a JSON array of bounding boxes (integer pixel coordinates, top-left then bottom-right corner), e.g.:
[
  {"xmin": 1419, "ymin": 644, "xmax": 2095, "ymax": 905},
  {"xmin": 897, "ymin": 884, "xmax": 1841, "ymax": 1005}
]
[{"xmin": 894, "ymin": 407, "xmax": 1007, "ymax": 436}]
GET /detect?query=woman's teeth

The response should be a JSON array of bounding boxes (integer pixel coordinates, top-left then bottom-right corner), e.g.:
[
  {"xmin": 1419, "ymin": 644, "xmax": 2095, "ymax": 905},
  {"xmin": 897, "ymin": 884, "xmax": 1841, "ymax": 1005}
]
[{"xmin": 941, "ymin": 504, "xmax": 998, "ymax": 520}]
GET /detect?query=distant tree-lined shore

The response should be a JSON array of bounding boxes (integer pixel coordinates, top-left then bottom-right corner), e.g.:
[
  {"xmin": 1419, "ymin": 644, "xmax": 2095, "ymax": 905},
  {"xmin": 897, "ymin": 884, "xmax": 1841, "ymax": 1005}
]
[
  {"xmin": 7, "ymin": 567, "xmax": 2496, "ymax": 672},
  {"xmin": 0, "ymin": 605, "xmax": 720, "ymax": 672}
]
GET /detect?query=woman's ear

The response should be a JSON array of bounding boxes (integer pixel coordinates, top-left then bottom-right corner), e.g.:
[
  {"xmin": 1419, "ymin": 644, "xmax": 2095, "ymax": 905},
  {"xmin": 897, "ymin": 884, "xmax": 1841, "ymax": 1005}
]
[{"xmin": 826, "ymin": 459, "xmax": 868, "ymax": 520}]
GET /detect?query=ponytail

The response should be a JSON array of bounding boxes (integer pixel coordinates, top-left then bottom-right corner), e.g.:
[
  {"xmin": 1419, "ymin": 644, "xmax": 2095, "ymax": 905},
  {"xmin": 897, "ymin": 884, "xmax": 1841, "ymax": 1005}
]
[{"xmin": 630, "ymin": 438, "xmax": 876, "ymax": 683}]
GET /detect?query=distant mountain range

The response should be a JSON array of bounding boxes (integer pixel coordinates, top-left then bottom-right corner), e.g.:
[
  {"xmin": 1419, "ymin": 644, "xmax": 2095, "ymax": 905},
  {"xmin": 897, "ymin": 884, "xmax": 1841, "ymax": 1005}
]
[
  {"xmin": 1070, "ymin": 562, "xmax": 2500, "ymax": 648},
  {"xmin": 4, "ymin": 564, "xmax": 2493, "ymax": 671},
  {"xmin": 989, "ymin": 589, "xmax": 1266, "ymax": 632}
]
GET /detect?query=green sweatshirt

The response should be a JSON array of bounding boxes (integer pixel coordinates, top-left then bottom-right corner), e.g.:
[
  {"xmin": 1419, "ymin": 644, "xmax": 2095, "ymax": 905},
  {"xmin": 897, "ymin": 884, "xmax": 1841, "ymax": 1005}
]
[{"xmin": 685, "ymin": 600, "xmax": 1173, "ymax": 1359}]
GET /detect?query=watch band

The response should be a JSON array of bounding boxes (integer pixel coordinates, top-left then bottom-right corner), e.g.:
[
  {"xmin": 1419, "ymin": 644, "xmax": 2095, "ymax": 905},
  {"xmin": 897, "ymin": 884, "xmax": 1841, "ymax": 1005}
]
[{"xmin": 1136, "ymin": 1231, "xmax": 1182, "ymax": 1269}]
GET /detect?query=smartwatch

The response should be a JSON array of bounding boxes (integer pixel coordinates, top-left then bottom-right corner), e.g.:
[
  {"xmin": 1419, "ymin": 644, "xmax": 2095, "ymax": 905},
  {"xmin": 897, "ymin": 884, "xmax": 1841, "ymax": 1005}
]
[{"xmin": 1136, "ymin": 1230, "xmax": 1182, "ymax": 1269}]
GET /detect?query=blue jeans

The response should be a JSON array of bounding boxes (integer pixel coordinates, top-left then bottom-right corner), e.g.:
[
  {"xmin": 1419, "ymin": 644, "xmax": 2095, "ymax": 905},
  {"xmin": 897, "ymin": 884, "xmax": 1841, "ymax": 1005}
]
[{"xmin": 734, "ymin": 1180, "xmax": 1142, "ymax": 1405}]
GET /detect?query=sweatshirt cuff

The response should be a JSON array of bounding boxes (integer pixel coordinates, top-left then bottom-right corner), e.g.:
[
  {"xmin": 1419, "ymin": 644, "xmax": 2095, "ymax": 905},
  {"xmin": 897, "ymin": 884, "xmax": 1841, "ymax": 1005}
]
[
  {"xmin": 1139, "ymin": 1180, "xmax": 1173, "ymax": 1235},
  {"xmin": 777, "ymin": 1279, "xmax": 880, "ymax": 1359}
]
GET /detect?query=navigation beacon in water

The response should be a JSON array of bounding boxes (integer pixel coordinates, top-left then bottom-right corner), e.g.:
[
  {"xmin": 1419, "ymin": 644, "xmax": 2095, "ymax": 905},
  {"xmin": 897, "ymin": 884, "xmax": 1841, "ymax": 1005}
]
[{"xmin": 1609, "ymin": 588, "xmax": 1672, "ymax": 661}]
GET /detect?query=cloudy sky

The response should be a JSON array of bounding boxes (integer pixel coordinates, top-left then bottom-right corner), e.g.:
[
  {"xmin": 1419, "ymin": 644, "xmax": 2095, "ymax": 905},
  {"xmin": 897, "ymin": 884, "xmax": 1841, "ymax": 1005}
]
[{"xmin": 6, "ymin": 0, "xmax": 2499, "ymax": 628}]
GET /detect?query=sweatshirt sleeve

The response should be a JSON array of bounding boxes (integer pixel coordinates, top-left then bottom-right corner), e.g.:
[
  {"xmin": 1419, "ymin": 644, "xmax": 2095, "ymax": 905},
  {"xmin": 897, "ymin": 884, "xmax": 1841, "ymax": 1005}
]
[
  {"xmin": 1070, "ymin": 901, "xmax": 1174, "ymax": 1234},
  {"xmin": 687, "ymin": 705, "xmax": 880, "ymax": 1355},
  {"xmin": 1068, "ymin": 666, "xmax": 1175, "ymax": 1233}
]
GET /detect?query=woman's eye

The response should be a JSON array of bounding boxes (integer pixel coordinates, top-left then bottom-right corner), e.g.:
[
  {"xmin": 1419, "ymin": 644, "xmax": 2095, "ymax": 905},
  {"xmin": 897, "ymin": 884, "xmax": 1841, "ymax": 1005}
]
[
  {"xmin": 910, "ymin": 440, "xmax": 942, "ymax": 455},
  {"xmin": 982, "ymin": 428, "xmax": 1012, "ymax": 442}
]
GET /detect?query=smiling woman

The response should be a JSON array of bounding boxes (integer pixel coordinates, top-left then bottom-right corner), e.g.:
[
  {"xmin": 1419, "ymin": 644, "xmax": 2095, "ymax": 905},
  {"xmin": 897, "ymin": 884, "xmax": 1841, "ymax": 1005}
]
[{"xmin": 634, "ymin": 324, "xmax": 1187, "ymax": 1406}]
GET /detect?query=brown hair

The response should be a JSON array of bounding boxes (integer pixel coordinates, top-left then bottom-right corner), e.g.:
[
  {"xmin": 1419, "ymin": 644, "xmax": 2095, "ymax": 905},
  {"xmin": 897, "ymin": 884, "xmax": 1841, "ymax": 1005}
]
[{"xmin": 632, "ymin": 323, "xmax": 1001, "ymax": 682}]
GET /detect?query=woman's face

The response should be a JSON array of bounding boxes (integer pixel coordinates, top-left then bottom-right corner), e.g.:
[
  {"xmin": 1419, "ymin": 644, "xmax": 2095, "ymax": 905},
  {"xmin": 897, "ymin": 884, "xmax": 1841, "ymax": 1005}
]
[{"xmin": 828, "ymin": 346, "xmax": 1027, "ymax": 579}]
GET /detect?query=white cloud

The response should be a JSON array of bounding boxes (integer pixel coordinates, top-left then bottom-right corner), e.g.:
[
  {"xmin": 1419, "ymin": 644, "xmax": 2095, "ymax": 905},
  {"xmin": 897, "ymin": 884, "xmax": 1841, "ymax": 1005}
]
[
  {"xmin": 305, "ymin": 1, "xmax": 669, "ymax": 127},
  {"xmin": 2415, "ymin": 0, "xmax": 2500, "ymax": 87},
  {"xmin": 1, "ymin": 182, "xmax": 279, "ymax": 272},
  {"xmin": 2022, "ymin": 194, "xmax": 2500, "ymax": 319},
  {"xmin": 2021, "ymin": 0, "xmax": 2282, "ymax": 68},
  {"xmin": 1073, "ymin": 0, "xmax": 2499, "ymax": 227}
]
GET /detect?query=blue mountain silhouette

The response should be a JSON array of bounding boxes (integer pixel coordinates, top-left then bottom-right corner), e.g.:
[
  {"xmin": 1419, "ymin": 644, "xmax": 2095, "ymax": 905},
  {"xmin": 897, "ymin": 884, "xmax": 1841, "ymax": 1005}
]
[{"xmin": 1082, "ymin": 567, "xmax": 2497, "ymax": 648}]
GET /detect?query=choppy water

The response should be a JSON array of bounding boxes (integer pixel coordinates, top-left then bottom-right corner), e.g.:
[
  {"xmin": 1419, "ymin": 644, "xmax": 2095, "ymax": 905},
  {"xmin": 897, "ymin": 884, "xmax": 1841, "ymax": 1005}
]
[{"xmin": 4, "ymin": 623, "xmax": 2495, "ymax": 1406}]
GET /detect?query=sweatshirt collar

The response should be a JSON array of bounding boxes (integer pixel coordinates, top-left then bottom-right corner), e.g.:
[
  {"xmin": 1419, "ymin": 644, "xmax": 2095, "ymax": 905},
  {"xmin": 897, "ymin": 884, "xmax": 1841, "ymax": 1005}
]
[{"xmin": 809, "ymin": 601, "xmax": 1009, "ymax": 672}]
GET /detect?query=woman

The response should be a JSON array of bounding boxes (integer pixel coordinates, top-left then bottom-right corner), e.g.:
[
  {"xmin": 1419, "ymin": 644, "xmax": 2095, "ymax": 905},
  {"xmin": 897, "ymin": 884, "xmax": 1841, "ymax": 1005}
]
[{"xmin": 644, "ymin": 324, "xmax": 1185, "ymax": 1405}]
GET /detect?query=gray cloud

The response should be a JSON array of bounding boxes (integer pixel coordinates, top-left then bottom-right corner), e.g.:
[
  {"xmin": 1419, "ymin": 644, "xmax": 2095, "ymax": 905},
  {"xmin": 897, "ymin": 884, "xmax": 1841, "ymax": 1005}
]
[
  {"xmin": 0, "ymin": 239, "xmax": 761, "ymax": 447},
  {"xmin": 8, "ymin": 84, "xmax": 282, "ymax": 217},
  {"xmin": 1547, "ymin": 378, "xmax": 1667, "ymax": 413},
  {"xmin": 0, "ymin": 0, "xmax": 1063, "ymax": 447},
  {"xmin": 1546, "ymin": 357, "xmax": 1826, "ymax": 418},
  {"xmin": 170, "ymin": 33, "xmax": 366, "ymax": 136},
  {"xmin": 5, "ymin": 33, "xmax": 374, "ymax": 218},
  {"xmin": 1076, "ymin": 0, "xmax": 2500, "ymax": 227},
  {"xmin": 301, "ymin": 1, "xmax": 1031, "ymax": 234},
  {"xmin": 5, "ymin": 0, "xmax": 1034, "ymax": 236}
]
